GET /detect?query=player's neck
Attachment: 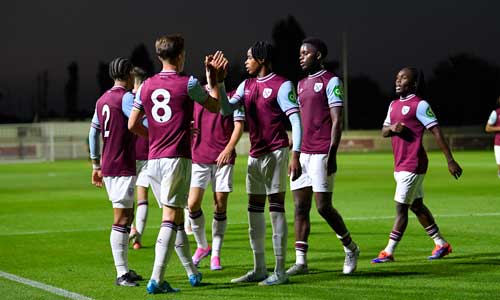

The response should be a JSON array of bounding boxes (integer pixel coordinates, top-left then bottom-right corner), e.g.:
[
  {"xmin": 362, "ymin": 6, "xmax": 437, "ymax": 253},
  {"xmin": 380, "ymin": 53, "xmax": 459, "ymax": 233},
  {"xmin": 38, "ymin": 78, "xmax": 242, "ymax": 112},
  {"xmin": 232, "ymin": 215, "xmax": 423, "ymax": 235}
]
[
  {"xmin": 113, "ymin": 80, "xmax": 127, "ymax": 88},
  {"xmin": 256, "ymin": 66, "xmax": 272, "ymax": 78},
  {"xmin": 161, "ymin": 62, "xmax": 179, "ymax": 73},
  {"xmin": 307, "ymin": 65, "xmax": 323, "ymax": 75}
]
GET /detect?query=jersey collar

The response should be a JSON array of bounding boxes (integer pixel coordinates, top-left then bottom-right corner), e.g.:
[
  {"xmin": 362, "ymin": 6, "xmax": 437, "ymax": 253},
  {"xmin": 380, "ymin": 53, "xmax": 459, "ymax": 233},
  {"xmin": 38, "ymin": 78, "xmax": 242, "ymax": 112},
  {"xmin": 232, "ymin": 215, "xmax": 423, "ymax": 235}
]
[
  {"xmin": 399, "ymin": 94, "xmax": 416, "ymax": 102},
  {"xmin": 308, "ymin": 69, "xmax": 327, "ymax": 79},
  {"xmin": 257, "ymin": 72, "xmax": 276, "ymax": 83}
]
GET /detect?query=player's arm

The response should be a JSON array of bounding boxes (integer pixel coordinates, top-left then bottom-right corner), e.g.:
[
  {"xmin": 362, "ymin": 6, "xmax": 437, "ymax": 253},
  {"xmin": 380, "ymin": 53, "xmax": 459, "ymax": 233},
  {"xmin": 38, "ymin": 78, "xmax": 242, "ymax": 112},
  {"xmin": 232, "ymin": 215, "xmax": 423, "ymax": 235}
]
[
  {"xmin": 127, "ymin": 84, "xmax": 148, "ymax": 137},
  {"xmin": 326, "ymin": 77, "xmax": 344, "ymax": 175},
  {"xmin": 215, "ymin": 109, "xmax": 245, "ymax": 167},
  {"xmin": 278, "ymin": 81, "xmax": 302, "ymax": 181},
  {"xmin": 89, "ymin": 110, "xmax": 103, "ymax": 187},
  {"xmin": 417, "ymin": 101, "xmax": 462, "ymax": 179},
  {"xmin": 382, "ymin": 102, "xmax": 404, "ymax": 137},
  {"xmin": 485, "ymin": 111, "xmax": 500, "ymax": 132},
  {"xmin": 122, "ymin": 91, "xmax": 149, "ymax": 129}
]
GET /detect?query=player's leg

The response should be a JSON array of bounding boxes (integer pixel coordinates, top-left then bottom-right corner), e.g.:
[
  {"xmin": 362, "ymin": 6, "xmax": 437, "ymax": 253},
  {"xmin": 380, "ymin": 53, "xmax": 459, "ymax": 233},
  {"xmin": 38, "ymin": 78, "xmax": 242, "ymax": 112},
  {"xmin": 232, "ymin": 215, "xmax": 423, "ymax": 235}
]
[
  {"xmin": 287, "ymin": 187, "xmax": 312, "ymax": 275},
  {"xmin": 188, "ymin": 164, "xmax": 211, "ymax": 266},
  {"xmin": 174, "ymin": 208, "xmax": 202, "ymax": 286},
  {"xmin": 131, "ymin": 185, "xmax": 149, "ymax": 249},
  {"xmin": 211, "ymin": 191, "xmax": 228, "ymax": 270},
  {"xmin": 259, "ymin": 148, "xmax": 289, "ymax": 286},
  {"xmin": 372, "ymin": 171, "xmax": 418, "ymax": 264},
  {"xmin": 495, "ymin": 146, "xmax": 500, "ymax": 178},
  {"xmin": 231, "ymin": 156, "xmax": 268, "ymax": 283},
  {"xmin": 210, "ymin": 163, "xmax": 233, "ymax": 270}
]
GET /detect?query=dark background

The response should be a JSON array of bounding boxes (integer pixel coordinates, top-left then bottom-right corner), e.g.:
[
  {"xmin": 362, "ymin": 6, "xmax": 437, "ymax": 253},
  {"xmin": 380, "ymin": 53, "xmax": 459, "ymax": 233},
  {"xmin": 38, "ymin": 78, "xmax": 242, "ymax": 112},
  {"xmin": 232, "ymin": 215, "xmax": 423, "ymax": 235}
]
[{"xmin": 1, "ymin": 0, "xmax": 499, "ymax": 128}]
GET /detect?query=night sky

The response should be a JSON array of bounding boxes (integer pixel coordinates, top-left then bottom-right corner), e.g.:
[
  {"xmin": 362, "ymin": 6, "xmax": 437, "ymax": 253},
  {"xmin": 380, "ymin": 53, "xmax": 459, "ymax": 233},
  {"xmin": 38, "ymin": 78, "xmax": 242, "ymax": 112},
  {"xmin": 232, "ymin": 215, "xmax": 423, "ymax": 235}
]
[{"xmin": 1, "ymin": 0, "xmax": 499, "ymax": 120}]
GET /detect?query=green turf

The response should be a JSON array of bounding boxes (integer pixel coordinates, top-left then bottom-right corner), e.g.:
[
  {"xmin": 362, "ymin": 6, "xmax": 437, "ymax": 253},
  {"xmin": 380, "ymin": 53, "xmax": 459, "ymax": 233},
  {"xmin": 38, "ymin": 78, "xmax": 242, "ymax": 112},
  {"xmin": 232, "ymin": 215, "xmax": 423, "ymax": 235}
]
[{"xmin": 0, "ymin": 151, "xmax": 499, "ymax": 300}]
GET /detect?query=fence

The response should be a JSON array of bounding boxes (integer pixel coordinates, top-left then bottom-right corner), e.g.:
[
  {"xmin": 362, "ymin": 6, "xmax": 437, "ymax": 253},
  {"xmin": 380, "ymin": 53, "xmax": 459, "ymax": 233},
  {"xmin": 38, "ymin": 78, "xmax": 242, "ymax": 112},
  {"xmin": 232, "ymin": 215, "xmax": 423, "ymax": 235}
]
[{"xmin": 0, "ymin": 122, "xmax": 493, "ymax": 162}]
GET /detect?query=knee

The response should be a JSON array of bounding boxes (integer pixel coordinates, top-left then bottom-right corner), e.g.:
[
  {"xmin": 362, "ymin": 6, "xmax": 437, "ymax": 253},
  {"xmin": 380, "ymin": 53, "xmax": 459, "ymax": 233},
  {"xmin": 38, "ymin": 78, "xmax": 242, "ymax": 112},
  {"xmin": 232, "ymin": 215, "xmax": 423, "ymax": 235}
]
[
  {"xmin": 410, "ymin": 198, "xmax": 423, "ymax": 214},
  {"xmin": 317, "ymin": 202, "xmax": 334, "ymax": 217}
]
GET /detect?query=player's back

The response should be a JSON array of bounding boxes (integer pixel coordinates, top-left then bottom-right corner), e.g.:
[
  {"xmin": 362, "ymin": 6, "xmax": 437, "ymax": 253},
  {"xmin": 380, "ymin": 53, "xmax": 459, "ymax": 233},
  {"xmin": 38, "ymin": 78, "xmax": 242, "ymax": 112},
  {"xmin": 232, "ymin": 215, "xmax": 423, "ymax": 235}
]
[
  {"xmin": 95, "ymin": 86, "xmax": 136, "ymax": 176},
  {"xmin": 243, "ymin": 73, "xmax": 290, "ymax": 157},
  {"xmin": 138, "ymin": 71, "xmax": 193, "ymax": 160}
]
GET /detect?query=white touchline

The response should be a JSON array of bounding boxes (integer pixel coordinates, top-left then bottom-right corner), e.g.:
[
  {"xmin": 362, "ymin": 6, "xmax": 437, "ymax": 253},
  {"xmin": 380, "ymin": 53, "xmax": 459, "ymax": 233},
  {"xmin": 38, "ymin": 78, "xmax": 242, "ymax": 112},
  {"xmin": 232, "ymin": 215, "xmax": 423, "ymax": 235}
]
[
  {"xmin": 0, "ymin": 270, "xmax": 93, "ymax": 300},
  {"xmin": 2, "ymin": 212, "xmax": 500, "ymax": 236}
]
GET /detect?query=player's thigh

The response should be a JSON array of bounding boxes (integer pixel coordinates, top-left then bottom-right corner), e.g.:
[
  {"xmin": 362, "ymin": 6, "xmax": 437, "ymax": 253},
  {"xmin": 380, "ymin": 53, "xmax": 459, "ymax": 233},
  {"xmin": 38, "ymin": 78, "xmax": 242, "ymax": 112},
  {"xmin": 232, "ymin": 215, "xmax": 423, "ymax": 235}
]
[
  {"xmin": 136, "ymin": 160, "xmax": 150, "ymax": 188},
  {"xmin": 290, "ymin": 153, "xmax": 312, "ymax": 191},
  {"xmin": 159, "ymin": 157, "xmax": 192, "ymax": 208},
  {"xmin": 494, "ymin": 146, "xmax": 500, "ymax": 165},
  {"xmin": 246, "ymin": 155, "xmax": 266, "ymax": 194},
  {"xmin": 191, "ymin": 163, "xmax": 212, "ymax": 190},
  {"xmin": 147, "ymin": 159, "xmax": 164, "ymax": 208},
  {"xmin": 309, "ymin": 154, "xmax": 334, "ymax": 193},
  {"xmin": 393, "ymin": 171, "xmax": 425, "ymax": 204},
  {"xmin": 213, "ymin": 164, "xmax": 234, "ymax": 193},
  {"xmin": 103, "ymin": 176, "xmax": 136, "ymax": 209},
  {"xmin": 264, "ymin": 147, "xmax": 289, "ymax": 195}
]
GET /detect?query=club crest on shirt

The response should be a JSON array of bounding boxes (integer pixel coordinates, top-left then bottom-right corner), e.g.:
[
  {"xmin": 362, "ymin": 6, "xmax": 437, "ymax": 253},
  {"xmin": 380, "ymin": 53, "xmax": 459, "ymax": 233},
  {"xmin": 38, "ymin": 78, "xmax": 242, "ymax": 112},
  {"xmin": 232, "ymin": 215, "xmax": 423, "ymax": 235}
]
[
  {"xmin": 263, "ymin": 88, "xmax": 272, "ymax": 99},
  {"xmin": 314, "ymin": 82, "xmax": 323, "ymax": 93},
  {"xmin": 402, "ymin": 105, "xmax": 410, "ymax": 115}
]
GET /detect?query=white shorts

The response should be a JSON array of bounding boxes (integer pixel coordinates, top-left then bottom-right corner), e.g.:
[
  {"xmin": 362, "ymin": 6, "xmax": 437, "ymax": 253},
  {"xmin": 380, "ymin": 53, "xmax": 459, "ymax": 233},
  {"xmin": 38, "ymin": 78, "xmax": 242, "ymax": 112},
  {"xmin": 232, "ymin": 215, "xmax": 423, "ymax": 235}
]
[
  {"xmin": 494, "ymin": 146, "xmax": 500, "ymax": 165},
  {"xmin": 290, "ymin": 153, "xmax": 334, "ymax": 192},
  {"xmin": 136, "ymin": 160, "xmax": 149, "ymax": 188},
  {"xmin": 247, "ymin": 147, "xmax": 289, "ymax": 195},
  {"xmin": 148, "ymin": 157, "xmax": 191, "ymax": 208},
  {"xmin": 393, "ymin": 171, "xmax": 425, "ymax": 204},
  {"xmin": 103, "ymin": 176, "xmax": 136, "ymax": 208},
  {"xmin": 191, "ymin": 163, "xmax": 233, "ymax": 192}
]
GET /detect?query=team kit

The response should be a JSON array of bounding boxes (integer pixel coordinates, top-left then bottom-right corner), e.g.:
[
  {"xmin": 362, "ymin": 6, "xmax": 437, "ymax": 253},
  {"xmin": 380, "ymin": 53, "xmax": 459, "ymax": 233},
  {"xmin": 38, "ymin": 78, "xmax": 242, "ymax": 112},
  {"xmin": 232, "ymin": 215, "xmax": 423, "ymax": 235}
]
[{"xmin": 88, "ymin": 34, "xmax": 463, "ymax": 294}]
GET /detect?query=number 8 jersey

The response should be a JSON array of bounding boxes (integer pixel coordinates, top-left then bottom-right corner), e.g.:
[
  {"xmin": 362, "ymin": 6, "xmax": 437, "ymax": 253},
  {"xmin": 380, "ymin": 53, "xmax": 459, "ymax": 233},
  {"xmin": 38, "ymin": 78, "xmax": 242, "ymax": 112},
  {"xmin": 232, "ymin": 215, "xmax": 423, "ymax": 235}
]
[
  {"xmin": 133, "ymin": 70, "xmax": 209, "ymax": 160},
  {"xmin": 91, "ymin": 85, "xmax": 136, "ymax": 176}
]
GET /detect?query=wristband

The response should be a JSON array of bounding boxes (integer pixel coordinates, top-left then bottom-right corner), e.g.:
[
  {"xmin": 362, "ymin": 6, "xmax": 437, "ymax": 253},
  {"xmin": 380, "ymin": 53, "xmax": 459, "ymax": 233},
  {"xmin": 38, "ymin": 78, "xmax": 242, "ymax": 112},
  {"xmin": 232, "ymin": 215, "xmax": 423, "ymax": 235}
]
[{"xmin": 92, "ymin": 163, "xmax": 101, "ymax": 170}]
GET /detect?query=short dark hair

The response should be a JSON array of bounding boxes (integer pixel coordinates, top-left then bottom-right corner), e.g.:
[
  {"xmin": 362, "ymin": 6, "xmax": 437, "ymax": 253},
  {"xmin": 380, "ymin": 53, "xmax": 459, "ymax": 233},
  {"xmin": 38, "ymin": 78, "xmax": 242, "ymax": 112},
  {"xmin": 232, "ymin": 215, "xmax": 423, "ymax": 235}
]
[
  {"xmin": 155, "ymin": 34, "xmax": 184, "ymax": 60},
  {"xmin": 302, "ymin": 37, "xmax": 328, "ymax": 59},
  {"xmin": 108, "ymin": 57, "xmax": 132, "ymax": 80},
  {"xmin": 132, "ymin": 66, "xmax": 147, "ymax": 82},
  {"xmin": 251, "ymin": 41, "xmax": 273, "ymax": 65}
]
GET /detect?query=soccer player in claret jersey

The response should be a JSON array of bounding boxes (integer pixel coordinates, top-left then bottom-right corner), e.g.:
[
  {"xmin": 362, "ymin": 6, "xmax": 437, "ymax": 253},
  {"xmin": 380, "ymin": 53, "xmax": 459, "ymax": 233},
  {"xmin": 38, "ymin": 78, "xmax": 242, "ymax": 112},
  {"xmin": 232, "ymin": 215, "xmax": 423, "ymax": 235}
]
[
  {"xmin": 485, "ymin": 96, "xmax": 500, "ymax": 178},
  {"xmin": 189, "ymin": 67, "xmax": 245, "ymax": 270},
  {"xmin": 89, "ymin": 57, "xmax": 145, "ymax": 287},
  {"xmin": 220, "ymin": 41, "xmax": 302, "ymax": 286},
  {"xmin": 372, "ymin": 67, "xmax": 463, "ymax": 264},
  {"xmin": 287, "ymin": 38, "xmax": 360, "ymax": 276},
  {"xmin": 122, "ymin": 67, "xmax": 150, "ymax": 250},
  {"xmin": 128, "ymin": 34, "xmax": 225, "ymax": 294}
]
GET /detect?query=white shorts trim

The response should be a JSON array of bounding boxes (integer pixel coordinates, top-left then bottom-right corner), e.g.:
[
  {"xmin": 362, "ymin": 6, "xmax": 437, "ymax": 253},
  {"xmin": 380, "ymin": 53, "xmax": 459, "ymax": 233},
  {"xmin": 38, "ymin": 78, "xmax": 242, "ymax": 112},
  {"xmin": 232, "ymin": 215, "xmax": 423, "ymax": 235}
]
[
  {"xmin": 495, "ymin": 146, "xmax": 500, "ymax": 165},
  {"xmin": 148, "ymin": 157, "xmax": 191, "ymax": 208},
  {"xmin": 247, "ymin": 147, "xmax": 289, "ymax": 195},
  {"xmin": 191, "ymin": 163, "xmax": 233, "ymax": 192},
  {"xmin": 290, "ymin": 153, "xmax": 334, "ymax": 192},
  {"xmin": 103, "ymin": 176, "xmax": 136, "ymax": 208},
  {"xmin": 393, "ymin": 171, "xmax": 425, "ymax": 204},
  {"xmin": 136, "ymin": 160, "xmax": 150, "ymax": 188}
]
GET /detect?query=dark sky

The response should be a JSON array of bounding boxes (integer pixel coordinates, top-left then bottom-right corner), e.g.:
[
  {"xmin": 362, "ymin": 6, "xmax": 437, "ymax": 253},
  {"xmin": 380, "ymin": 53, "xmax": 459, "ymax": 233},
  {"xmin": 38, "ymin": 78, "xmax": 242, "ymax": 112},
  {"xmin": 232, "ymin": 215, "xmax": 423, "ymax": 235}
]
[{"xmin": 1, "ymin": 0, "xmax": 499, "ymax": 120}]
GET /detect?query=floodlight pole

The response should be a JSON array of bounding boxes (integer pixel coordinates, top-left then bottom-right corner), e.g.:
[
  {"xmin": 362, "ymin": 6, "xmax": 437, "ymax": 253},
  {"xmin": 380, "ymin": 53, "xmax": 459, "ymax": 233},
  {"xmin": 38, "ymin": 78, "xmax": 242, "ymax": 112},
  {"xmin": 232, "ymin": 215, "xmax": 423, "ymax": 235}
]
[{"xmin": 341, "ymin": 31, "xmax": 349, "ymax": 131}]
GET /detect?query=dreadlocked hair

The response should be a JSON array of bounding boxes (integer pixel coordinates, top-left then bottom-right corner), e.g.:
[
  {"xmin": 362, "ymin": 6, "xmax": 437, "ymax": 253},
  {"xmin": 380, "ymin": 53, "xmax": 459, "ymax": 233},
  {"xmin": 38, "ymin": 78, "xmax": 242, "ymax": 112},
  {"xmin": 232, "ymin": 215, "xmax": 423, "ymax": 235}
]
[
  {"xmin": 109, "ymin": 57, "xmax": 132, "ymax": 81},
  {"xmin": 250, "ymin": 41, "xmax": 273, "ymax": 65},
  {"xmin": 407, "ymin": 67, "xmax": 426, "ymax": 98},
  {"xmin": 302, "ymin": 37, "xmax": 328, "ymax": 59}
]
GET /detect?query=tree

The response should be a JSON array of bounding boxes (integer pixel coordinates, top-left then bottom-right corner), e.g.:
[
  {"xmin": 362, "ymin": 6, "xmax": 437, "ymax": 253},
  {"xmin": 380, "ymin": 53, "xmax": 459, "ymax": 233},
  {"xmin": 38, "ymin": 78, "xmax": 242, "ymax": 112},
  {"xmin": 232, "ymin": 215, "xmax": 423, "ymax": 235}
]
[
  {"xmin": 427, "ymin": 53, "xmax": 500, "ymax": 126},
  {"xmin": 130, "ymin": 43, "xmax": 155, "ymax": 77},
  {"xmin": 271, "ymin": 15, "xmax": 306, "ymax": 84},
  {"xmin": 65, "ymin": 62, "xmax": 79, "ymax": 120},
  {"xmin": 97, "ymin": 61, "xmax": 113, "ymax": 95}
]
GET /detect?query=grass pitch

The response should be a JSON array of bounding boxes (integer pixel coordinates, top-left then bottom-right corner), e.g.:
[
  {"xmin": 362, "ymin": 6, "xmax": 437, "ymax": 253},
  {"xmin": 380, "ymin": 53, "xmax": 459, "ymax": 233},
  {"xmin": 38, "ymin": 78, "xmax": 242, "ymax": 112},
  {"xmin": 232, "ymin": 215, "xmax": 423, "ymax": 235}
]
[{"xmin": 0, "ymin": 151, "xmax": 499, "ymax": 299}]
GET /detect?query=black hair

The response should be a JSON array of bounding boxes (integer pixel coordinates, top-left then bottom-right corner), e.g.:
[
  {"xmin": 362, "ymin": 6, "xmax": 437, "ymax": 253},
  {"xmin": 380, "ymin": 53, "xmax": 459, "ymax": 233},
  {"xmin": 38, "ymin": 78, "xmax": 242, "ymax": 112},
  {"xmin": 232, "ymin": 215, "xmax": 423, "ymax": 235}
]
[
  {"xmin": 250, "ymin": 41, "xmax": 273, "ymax": 65},
  {"xmin": 302, "ymin": 37, "xmax": 328, "ymax": 59},
  {"xmin": 109, "ymin": 57, "xmax": 132, "ymax": 81},
  {"xmin": 406, "ymin": 67, "xmax": 426, "ymax": 97},
  {"xmin": 132, "ymin": 66, "xmax": 147, "ymax": 82}
]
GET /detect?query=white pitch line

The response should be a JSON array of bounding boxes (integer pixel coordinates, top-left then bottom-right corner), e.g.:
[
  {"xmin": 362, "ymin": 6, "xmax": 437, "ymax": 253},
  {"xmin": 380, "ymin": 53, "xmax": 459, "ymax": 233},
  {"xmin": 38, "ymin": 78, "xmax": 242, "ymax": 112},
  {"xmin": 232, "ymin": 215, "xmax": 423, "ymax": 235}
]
[
  {"xmin": 0, "ymin": 270, "xmax": 93, "ymax": 300},
  {"xmin": 2, "ymin": 212, "xmax": 500, "ymax": 237}
]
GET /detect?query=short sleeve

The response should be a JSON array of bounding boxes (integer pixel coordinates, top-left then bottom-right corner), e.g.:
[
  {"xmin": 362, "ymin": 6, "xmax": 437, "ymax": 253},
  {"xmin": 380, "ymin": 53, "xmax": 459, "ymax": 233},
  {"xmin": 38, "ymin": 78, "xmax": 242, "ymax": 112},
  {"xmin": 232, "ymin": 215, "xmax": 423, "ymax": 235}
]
[
  {"xmin": 487, "ymin": 110, "xmax": 497, "ymax": 125},
  {"xmin": 416, "ymin": 100, "xmax": 438, "ymax": 129},
  {"xmin": 133, "ymin": 84, "xmax": 144, "ymax": 111},
  {"xmin": 326, "ymin": 77, "xmax": 344, "ymax": 107},
  {"xmin": 277, "ymin": 81, "xmax": 300, "ymax": 116},
  {"xmin": 383, "ymin": 102, "xmax": 392, "ymax": 126}
]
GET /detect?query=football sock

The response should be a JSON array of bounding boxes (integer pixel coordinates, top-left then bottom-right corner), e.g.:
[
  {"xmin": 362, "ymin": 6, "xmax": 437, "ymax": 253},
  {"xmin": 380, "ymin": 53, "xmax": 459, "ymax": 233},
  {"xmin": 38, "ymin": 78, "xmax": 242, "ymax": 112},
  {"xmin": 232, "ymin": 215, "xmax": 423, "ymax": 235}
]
[
  {"xmin": 337, "ymin": 231, "xmax": 357, "ymax": 252},
  {"xmin": 110, "ymin": 224, "xmax": 129, "ymax": 277},
  {"xmin": 384, "ymin": 230, "xmax": 402, "ymax": 254},
  {"xmin": 425, "ymin": 224, "xmax": 446, "ymax": 246},
  {"xmin": 134, "ymin": 200, "xmax": 148, "ymax": 243},
  {"xmin": 190, "ymin": 210, "xmax": 208, "ymax": 249},
  {"xmin": 212, "ymin": 212, "xmax": 227, "ymax": 257},
  {"xmin": 248, "ymin": 200, "xmax": 266, "ymax": 274},
  {"xmin": 175, "ymin": 224, "xmax": 197, "ymax": 277},
  {"xmin": 151, "ymin": 221, "xmax": 177, "ymax": 282},
  {"xmin": 295, "ymin": 241, "xmax": 308, "ymax": 265},
  {"xmin": 270, "ymin": 202, "xmax": 287, "ymax": 274}
]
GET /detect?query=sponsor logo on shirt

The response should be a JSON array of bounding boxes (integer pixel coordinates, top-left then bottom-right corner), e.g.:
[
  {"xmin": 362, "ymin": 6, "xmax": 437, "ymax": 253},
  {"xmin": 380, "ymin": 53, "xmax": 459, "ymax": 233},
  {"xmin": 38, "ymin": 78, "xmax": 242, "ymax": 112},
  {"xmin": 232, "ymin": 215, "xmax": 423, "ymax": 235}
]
[
  {"xmin": 402, "ymin": 105, "xmax": 410, "ymax": 115},
  {"xmin": 288, "ymin": 90, "xmax": 297, "ymax": 103},
  {"xmin": 333, "ymin": 85, "xmax": 344, "ymax": 99},
  {"xmin": 263, "ymin": 88, "xmax": 273, "ymax": 99},
  {"xmin": 314, "ymin": 82, "xmax": 323, "ymax": 92},
  {"xmin": 426, "ymin": 106, "xmax": 435, "ymax": 118}
]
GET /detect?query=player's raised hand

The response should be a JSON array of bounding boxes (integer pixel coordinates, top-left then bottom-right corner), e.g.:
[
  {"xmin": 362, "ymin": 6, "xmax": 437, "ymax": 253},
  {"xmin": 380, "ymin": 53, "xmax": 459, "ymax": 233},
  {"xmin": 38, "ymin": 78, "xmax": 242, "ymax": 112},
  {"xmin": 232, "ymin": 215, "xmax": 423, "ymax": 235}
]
[
  {"xmin": 391, "ymin": 122, "xmax": 405, "ymax": 133},
  {"xmin": 448, "ymin": 159, "xmax": 463, "ymax": 179},
  {"xmin": 91, "ymin": 169, "xmax": 103, "ymax": 187}
]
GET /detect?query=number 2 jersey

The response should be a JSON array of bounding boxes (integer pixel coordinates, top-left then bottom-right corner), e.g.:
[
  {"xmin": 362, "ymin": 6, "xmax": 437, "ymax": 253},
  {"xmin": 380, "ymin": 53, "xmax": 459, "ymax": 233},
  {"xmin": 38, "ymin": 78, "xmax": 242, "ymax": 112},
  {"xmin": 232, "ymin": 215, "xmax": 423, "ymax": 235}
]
[
  {"xmin": 133, "ymin": 70, "xmax": 210, "ymax": 160},
  {"xmin": 91, "ymin": 86, "xmax": 136, "ymax": 177}
]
